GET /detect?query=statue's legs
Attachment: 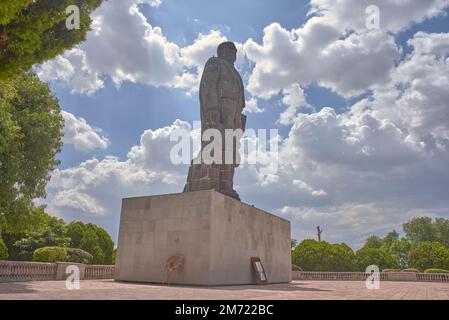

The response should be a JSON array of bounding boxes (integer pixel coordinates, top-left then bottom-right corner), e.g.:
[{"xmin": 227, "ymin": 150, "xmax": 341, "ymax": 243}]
[
  {"xmin": 218, "ymin": 98, "xmax": 240, "ymax": 200},
  {"xmin": 184, "ymin": 162, "xmax": 221, "ymax": 192},
  {"xmin": 183, "ymin": 97, "xmax": 242, "ymax": 200}
]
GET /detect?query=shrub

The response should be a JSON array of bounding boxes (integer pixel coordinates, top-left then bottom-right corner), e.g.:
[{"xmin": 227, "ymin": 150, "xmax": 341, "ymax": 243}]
[
  {"xmin": 66, "ymin": 248, "xmax": 93, "ymax": 264},
  {"xmin": 33, "ymin": 246, "xmax": 67, "ymax": 262},
  {"xmin": 0, "ymin": 238, "xmax": 9, "ymax": 260},
  {"xmin": 424, "ymin": 269, "xmax": 449, "ymax": 274},
  {"xmin": 292, "ymin": 240, "xmax": 356, "ymax": 271},
  {"xmin": 382, "ymin": 269, "xmax": 401, "ymax": 273},
  {"xmin": 402, "ymin": 268, "xmax": 419, "ymax": 273},
  {"xmin": 408, "ymin": 242, "xmax": 449, "ymax": 271},
  {"xmin": 32, "ymin": 246, "xmax": 93, "ymax": 264},
  {"xmin": 355, "ymin": 248, "xmax": 398, "ymax": 272}
]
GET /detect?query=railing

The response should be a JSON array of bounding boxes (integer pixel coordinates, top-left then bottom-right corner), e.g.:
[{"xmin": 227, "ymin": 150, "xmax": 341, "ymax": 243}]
[
  {"xmin": 85, "ymin": 265, "xmax": 115, "ymax": 279},
  {"xmin": 293, "ymin": 271, "xmax": 387, "ymax": 281},
  {"xmin": 0, "ymin": 260, "xmax": 57, "ymax": 282},
  {"xmin": 0, "ymin": 260, "xmax": 115, "ymax": 282},
  {"xmin": 293, "ymin": 271, "xmax": 449, "ymax": 283},
  {"xmin": 416, "ymin": 273, "xmax": 449, "ymax": 282}
]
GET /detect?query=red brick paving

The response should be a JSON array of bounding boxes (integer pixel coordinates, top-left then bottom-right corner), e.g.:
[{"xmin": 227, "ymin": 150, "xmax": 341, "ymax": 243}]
[{"xmin": 0, "ymin": 280, "xmax": 448, "ymax": 300}]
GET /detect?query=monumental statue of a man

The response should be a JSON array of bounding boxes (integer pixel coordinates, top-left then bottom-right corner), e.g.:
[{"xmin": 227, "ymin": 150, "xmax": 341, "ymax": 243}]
[{"xmin": 183, "ymin": 41, "xmax": 246, "ymax": 200}]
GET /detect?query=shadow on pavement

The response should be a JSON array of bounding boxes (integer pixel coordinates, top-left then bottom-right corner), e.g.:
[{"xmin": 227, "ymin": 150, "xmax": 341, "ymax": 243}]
[{"xmin": 0, "ymin": 282, "xmax": 36, "ymax": 294}]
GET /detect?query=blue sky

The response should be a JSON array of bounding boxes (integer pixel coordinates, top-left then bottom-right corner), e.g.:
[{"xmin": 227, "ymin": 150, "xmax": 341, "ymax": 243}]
[{"xmin": 38, "ymin": 0, "xmax": 449, "ymax": 248}]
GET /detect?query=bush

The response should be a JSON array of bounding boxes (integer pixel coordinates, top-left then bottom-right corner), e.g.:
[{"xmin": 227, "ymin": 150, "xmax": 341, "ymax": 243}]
[
  {"xmin": 382, "ymin": 269, "xmax": 401, "ymax": 273},
  {"xmin": 66, "ymin": 248, "xmax": 93, "ymax": 264},
  {"xmin": 292, "ymin": 240, "xmax": 356, "ymax": 271},
  {"xmin": 424, "ymin": 269, "xmax": 449, "ymax": 274},
  {"xmin": 355, "ymin": 248, "xmax": 398, "ymax": 272},
  {"xmin": 402, "ymin": 268, "xmax": 419, "ymax": 273},
  {"xmin": 32, "ymin": 246, "xmax": 93, "ymax": 264},
  {"xmin": 33, "ymin": 247, "xmax": 67, "ymax": 262},
  {"xmin": 408, "ymin": 242, "xmax": 449, "ymax": 271},
  {"xmin": 0, "ymin": 238, "xmax": 9, "ymax": 260}
]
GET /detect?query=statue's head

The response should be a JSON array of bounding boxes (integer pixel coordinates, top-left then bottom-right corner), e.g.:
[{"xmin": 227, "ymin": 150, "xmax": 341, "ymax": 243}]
[{"xmin": 217, "ymin": 42, "xmax": 237, "ymax": 65}]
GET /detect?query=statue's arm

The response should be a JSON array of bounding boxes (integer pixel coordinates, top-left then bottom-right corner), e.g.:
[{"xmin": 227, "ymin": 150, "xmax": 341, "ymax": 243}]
[
  {"xmin": 236, "ymin": 73, "xmax": 246, "ymax": 131},
  {"xmin": 200, "ymin": 58, "xmax": 221, "ymax": 128}
]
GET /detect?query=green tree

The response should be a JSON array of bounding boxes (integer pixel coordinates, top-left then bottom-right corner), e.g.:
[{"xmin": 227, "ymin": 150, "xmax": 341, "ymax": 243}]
[
  {"xmin": 403, "ymin": 217, "xmax": 436, "ymax": 244},
  {"xmin": 93, "ymin": 225, "xmax": 114, "ymax": 265},
  {"xmin": 0, "ymin": 0, "xmax": 103, "ymax": 79},
  {"xmin": 66, "ymin": 221, "xmax": 86, "ymax": 248},
  {"xmin": 79, "ymin": 227, "xmax": 105, "ymax": 265},
  {"xmin": 0, "ymin": 71, "xmax": 63, "ymax": 233},
  {"xmin": 363, "ymin": 235, "xmax": 383, "ymax": 249},
  {"xmin": 332, "ymin": 243, "xmax": 356, "ymax": 271},
  {"xmin": 381, "ymin": 230, "xmax": 399, "ymax": 252},
  {"xmin": 389, "ymin": 237, "xmax": 412, "ymax": 269},
  {"xmin": 0, "ymin": 1, "xmax": 35, "ymax": 25},
  {"xmin": 0, "ymin": 237, "xmax": 9, "ymax": 260},
  {"xmin": 292, "ymin": 240, "xmax": 356, "ymax": 271},
  {"xmin": 12, "ymin": 214, "xmax": 70, "ymax": 261},
  {"xmin": 66, "ymin": 222, "xmax": 114, "ymax": 264},
  {"xmin": 433, "ymin": 218, "xmax": 449, "ymax": 247},
  {"xmin": 354, "ymin": 248, "xmax": 398, "ymax": 272},
  {"xmin": 408, "ymin": 242, "xmax": 449, "ymax": 271}
]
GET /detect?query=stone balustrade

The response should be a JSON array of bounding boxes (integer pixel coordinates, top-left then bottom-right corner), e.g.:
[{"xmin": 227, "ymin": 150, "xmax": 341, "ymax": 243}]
[
  {"xmin": 2, "ymin": 260, "xmax": 449, "ymax": 283},
  {"xmin": 85, "ymin": 264, "xmax": 116, "ymax": 279},
  {"xmin": 0, "ymin": 260, "xmax": 115, "ymax": 282},
  {"xmin": 416, "ymin": 272, "xmax": 449, "ymax": 282},
  {"xmin": 0, "ymin": 260, "xmax": 57, "ymax": 282},
  {"xmin": 293, "ymin": 271, "xmax": 449, "ymax": 283}
]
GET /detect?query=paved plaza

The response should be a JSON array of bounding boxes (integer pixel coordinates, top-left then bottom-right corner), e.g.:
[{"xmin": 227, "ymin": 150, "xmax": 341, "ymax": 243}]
[{"xmin": 0, "ymin": 280, "xmax": 448, "ymax": 300}]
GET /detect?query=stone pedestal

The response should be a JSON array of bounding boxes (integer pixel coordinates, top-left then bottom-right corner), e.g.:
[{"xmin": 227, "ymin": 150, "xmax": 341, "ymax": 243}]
[{"xmin": 115, "ymin": 190, "xmax": 291, "ymax": 286}]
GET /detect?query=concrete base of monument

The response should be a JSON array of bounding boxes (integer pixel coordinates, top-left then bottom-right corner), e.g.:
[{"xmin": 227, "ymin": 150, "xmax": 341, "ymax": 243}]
[{"xmin": 114, "ymin": 190, "xmax": 292, "ymax": 286}]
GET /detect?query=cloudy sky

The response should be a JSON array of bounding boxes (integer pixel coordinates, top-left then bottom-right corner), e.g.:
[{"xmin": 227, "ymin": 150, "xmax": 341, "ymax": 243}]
[{"xmin": 37, "ymin": 0, "xmax": 449, "ymax": 249}]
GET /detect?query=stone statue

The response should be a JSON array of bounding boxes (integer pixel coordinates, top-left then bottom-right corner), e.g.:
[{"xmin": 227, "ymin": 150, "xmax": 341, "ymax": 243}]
[{"xmin": 183, "ymin": 42, "xmax": 246, "ymax": 200}]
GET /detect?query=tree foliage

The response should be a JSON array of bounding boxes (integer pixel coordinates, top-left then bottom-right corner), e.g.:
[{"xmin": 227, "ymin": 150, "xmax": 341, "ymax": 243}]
[
  {"xmin": 0, "ymin": 71, "xmax": 63, "ymax": 232},
  {"xmin": 354, "ymin": 247, "xmax": 398, "ymax": 271},
  {"xmin": 71, "ymin": 222, "xmax": 114, "ymax": 265},
  {"xmin": 33, "ymin": 246, "xmax": 93, "ymax": 264},
  {"xmin": 363, "ymin": 235, "xmax": 383, "ymax": 249},
  {"xmin": 65, "ymin": 221, "xmax": 86, "ymax": 248},
  {"xmin": 79, "ymin": 227, "xmax": 105, "ymax": 265},
  {"xmin": 380, "ymin": 230, "xmax": 399, "ymax": 251},
  {"xmin": 292, "ymin": 240, "xmax": 356, "ymax": 271},
  {"xmin": 403, "ymin": 217, "xmax": 437, "ymax": 244},
  {"xmin": 408, "ymin": 242, "xmax": 449, "ymax": 271},
  {"xmin": 290, "ymin": 217, "xmax": 449, "ymax": 272},
  {"xmin": 389, "ymin": 237, "xmax": 412, "ymax": 269},
  {"xmin": 1, "ymin": 213, "xmax": 114, "ymax": 265},
  {"xmin": 0, "ymin": 0, "xmax": 103, "ymax": 79},
  {"xmin": 12, "ymin": 213, "xmax": 70, "ymax": 261},
  {"xmin": 0, "ymin": 237, "xmax": 8, "ymax": 260}
]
